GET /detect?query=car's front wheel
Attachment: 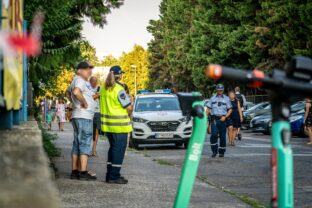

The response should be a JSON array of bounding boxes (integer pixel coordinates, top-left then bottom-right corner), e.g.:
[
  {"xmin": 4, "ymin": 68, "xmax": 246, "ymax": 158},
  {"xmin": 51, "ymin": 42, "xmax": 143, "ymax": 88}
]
[
  {"xmin": 184, "ymin": 141, "xmax": 189, "ymax": 149},
  {"xmin": 129, "ymin": 137, "xmax": 140, "ymax": 150},
  {"xmin": 300, "ymin": 124, "xmax": 308, "ymax": 137},
  {"xmin": 175, "ymin": 142, "xmax": 183, "ymax": 147}
]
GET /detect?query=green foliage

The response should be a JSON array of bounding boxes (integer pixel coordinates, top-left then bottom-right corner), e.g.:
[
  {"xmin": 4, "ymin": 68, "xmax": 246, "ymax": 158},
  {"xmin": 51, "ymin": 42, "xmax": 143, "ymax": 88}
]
[
  {"xmin": 148, "ymin": 0, "xmax": 312, "ymax": 96},
  {"xmin": 100, "ymin": 55, "xmax": 119, "ymax": 66},
  {"xmin": 24, "ymin": 0, "xmax": 124, "ymax": 97},
  {"xmin": 38, "ymin": 123, "xmax": 60, "ymax": 158},
  {"xmin": 99, "ymin": 45, "xmax": 150, "ymax": 95},
  {"xmin": 119, "ymin": 45, "xmax": 150, "ymax": 95}
]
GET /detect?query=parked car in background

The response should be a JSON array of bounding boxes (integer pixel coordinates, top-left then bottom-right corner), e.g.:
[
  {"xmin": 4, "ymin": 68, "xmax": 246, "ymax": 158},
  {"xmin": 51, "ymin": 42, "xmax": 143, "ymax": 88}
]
[
  {"xmin": 290, "ymin": 109, "xmax": 306, "ymax": 136},
  {"xmin": 130, "ymin": 90, "xmax": 192, "ymax": 149},
  {"xmin": 250, "ymin": 113, "xmax": 272, "ymax": 135},
  {"xmin": 242, "ymin": 102, "xmax": 270, "ymax": 129},
  {"xmin": 204, "ymin": 99, "xmax": 209, "ymax": 107},
  {"xmin": 245, "ymin": 102, "xmax": 255, "ymax": 111},
  {"xmin": 250, "ymin": 101, "xmax": 306, "ymax": 136}
]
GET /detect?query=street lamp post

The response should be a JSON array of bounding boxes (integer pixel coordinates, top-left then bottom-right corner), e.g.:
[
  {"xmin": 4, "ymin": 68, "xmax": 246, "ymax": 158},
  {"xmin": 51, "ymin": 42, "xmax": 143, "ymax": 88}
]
[{"xmin": 130, "ymin": 65, "xmax": 137, "ymax": 95}]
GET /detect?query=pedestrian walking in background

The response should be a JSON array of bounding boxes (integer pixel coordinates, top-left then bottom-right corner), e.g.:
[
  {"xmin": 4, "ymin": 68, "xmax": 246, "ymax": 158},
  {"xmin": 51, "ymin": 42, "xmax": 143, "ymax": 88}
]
[
  {"xmin": 228, "ymin": 91, "xmax": 243, "ymax": 146},
  {"xmin": 46, "ymin": 109, "xmax": 54, "ymax": 130},
  {"xmin": 56, "ymin": 98, "xmax": 66, "ymax": 131},
  {"xmin": 234, "ymin": 86, "xmax": 246, "ymax": 140},
  {"xmin": 304, "ymin": 97, "xmax": 312, "ymax": 145},
  {"xmin": 66, "ymin": 61, "xmax": 97, "ymax": 180},
  {"xmin": 90, "ymin": 76, "xmax": 101, "ymax": 157},
  {"xmin": 226, "ymin": 115, "xmax": 233, "ymax": 146},
  {"xmin": 100, "ymin": 65, "xmax": 133, "ymax": 184},
  {"xmin": 206, "ymin": 84, "xmax": 232, "ymax": 158}
]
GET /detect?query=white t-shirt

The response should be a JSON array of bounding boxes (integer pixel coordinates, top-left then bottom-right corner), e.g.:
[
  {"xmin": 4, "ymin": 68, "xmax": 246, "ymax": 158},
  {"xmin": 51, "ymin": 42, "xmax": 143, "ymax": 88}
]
[
  {"xmin": 69, "ymin": 76, "xmax": 96, "ymax": 120},
  {"xmin": 91, "ymin": 86, "xmax": 100, "ymax": 113}
]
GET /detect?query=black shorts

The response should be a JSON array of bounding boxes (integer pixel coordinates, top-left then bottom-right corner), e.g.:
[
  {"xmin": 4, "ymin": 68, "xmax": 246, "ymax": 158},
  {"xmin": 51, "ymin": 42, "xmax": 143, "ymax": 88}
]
[
  {"xmin": 93, "ymin": 113, "xmax": 101, "ymax": 130},
  {"xmin": 226, "ymin": 118, "xmax": 241, "ymax": 128},
  {"xmin": 226, "ymin": 118, "xmax": 233, "ymax": 128}
]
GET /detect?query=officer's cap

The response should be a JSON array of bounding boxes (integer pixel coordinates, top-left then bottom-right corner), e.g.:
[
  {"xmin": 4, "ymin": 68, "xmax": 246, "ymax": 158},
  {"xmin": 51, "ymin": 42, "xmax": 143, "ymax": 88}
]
[
  {"xmin": 216, "ymin": 84, "xmax": 224, "ymax": 91},
  {"xmin": 76, "ymin": 61, "xmax": 94, "ymax": 70},
  {"xmin": 110, "ymin": 65, "xmax": 124, "ymax": 75}
]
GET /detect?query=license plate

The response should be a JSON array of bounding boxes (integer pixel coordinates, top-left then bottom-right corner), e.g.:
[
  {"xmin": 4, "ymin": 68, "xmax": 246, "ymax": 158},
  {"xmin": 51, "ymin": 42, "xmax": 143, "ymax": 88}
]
[{"xmin": 155, "ymin": 133, "xmax": 174, "ymax": 139}]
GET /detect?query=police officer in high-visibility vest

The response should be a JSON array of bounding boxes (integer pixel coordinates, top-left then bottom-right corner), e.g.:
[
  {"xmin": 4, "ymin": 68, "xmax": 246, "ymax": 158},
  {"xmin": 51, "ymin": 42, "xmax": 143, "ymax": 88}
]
[
  {"xmin": 100, "ymin": 65, "xmax": 133, "ymax": 184},
  {"xmin": 206, "ymin": 84, "xmax": 232, "ymax": 158}
]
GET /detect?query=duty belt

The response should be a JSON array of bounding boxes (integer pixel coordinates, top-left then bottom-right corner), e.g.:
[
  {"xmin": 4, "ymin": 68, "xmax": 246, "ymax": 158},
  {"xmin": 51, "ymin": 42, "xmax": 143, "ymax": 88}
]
[{"xmin": 211, "ymin": 115, "xmax": 226, "ymax": 120}]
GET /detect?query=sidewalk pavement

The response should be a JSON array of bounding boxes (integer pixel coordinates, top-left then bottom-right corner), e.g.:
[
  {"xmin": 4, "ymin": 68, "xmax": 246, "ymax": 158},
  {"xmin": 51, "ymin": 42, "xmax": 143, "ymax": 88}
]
[{"xmin": 53, "ymin": 123, "xmax": 249, "ymax": 208}]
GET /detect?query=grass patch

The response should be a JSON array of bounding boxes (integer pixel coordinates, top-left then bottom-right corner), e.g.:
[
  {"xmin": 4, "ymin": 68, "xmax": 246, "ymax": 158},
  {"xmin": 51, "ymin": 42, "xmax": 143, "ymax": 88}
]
[
  {"xmin": 156, "ymin": 159, "xmax": 174, "ymax": 166},
  {"xmin": 198, "ymin": 176, "xmax": 265, "ymax": 208},
  {"xmin": 38, "ymin": 123, "xmax": 60, "ymax": 158},
  {"xmin": 100, "ymin": 135, "xmax": 108, "ymax": 140},
  {"xmin": 143, "ymin": 153, "xmax": 151, "ymax": 157}
]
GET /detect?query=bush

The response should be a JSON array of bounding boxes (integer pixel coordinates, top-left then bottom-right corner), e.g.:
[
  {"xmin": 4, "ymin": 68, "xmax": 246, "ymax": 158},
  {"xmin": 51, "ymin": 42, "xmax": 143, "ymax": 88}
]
[{"xmin": 39, "ymin": 123, "xmax": 60, "ymax": 158}]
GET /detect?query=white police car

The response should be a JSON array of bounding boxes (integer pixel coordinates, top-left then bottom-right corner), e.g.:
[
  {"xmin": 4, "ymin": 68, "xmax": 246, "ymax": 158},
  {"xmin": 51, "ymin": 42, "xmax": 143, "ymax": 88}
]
[{"xmin": 129, "ymin": 90, "xmax": 192, "ymax": 149}]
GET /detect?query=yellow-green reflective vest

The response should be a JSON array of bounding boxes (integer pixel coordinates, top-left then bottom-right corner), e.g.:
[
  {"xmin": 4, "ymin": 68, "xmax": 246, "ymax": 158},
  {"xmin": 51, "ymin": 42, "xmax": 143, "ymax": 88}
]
[{"xmin": 100, "ymin": 84, "xmax": 133, "ymax": 133}]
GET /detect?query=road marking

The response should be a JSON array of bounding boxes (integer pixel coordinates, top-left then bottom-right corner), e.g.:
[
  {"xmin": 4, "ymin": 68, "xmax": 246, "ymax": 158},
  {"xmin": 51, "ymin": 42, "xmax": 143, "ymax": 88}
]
[
  {"xmin": 229, "ymin": 153, "xmax": 312, "ymax": 157},
  {"xmin": 151, "ymin": 153, "xmax": 312, "ymax": 160}
]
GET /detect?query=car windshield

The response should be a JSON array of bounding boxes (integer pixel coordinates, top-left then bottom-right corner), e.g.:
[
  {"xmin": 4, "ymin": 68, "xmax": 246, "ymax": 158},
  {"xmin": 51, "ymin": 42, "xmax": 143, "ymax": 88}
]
[
  {"xmin": 291, "ymin": 101, "xmax": 305, "ymax": 112},
  {"xmin": 135, "ymin": 97, "xmax": 181, "ymax": 112},
  {"xmin": 247, "ymin": 102, "xmax": 268, "ymax": 112}
]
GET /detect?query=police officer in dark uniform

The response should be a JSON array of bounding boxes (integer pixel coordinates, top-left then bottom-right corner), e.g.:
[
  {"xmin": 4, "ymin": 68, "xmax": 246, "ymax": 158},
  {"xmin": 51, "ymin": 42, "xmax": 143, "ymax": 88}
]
[{"xmin": 207, "ymin": 84, "xmax": 232, "ymax": 158}]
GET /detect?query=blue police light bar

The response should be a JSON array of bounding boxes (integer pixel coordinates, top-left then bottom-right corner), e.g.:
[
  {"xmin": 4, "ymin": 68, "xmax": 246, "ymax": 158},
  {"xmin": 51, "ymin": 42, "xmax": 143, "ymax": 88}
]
[
  {"xmin": 137, "ymin": 90, "xmax": 152, "ymax": 94},
  {"xmin": 155, "ymin": 89, "xmax": 172, "ymax": 94}
]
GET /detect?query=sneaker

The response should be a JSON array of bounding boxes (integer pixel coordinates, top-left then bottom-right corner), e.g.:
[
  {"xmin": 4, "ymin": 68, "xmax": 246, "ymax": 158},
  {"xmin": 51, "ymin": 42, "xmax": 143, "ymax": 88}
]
[
  {"xmin": 211, "ymin": 153, "xmax": 217, "ymax": 158},
  {"xmin": 219, "ymin": 154, "xmax": 224, "ymax": 158},
  {"xmin": 79, "ymin": 171, "xmax": 97, "ymax": 180},
  {"xmin": 238, "ymin": 134, "xmax": 242, "ymax": 140},
  {"xmin": 105, "ymin": 176, "xmax": 127, "ymax": 182},
  {"xmin": 70, "ymin": 170, "xmax": 79, "ymax": 180},
  {"xmin": 107, "ymin": 177, "xmax": 128, "ymax": 184}
]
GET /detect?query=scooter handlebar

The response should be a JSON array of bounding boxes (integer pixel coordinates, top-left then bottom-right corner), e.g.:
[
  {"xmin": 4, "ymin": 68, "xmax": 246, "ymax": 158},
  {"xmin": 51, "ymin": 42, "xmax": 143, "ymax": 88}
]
[
  {"xmin": 206, "ymin": 64, "xmax": 266, "ymax": 88},
  {"xmin": 206, "ymin": 63, "xmax": 312, "ymax": 96}
]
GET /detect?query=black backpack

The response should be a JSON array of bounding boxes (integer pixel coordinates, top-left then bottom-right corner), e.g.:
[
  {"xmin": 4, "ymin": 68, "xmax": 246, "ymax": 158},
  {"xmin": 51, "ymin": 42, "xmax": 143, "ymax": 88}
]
[{"xmin": 236, "ymin": 93, "xmax": 244, "ymax": 108}]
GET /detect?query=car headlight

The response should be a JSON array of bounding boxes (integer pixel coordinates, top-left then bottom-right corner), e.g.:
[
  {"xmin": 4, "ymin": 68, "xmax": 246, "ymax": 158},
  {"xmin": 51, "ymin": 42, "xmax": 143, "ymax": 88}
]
[
  {"xmin": 262, "ymin": 118, "xmax": 271, "ymax": 123},
  {"xmin": 132, "ymin": 117, "xmax": 148, "ymax": 123},
  {"xmin": 289, "ymin": 115, "xmax": 302, "ymax": 123},
  {"xmin": 268, "ymin": 121, "xmax": 272, "ymax": 127},
  {"xmin": 179, "ymin": 117, "xmax": 188, "ymax": 122}
]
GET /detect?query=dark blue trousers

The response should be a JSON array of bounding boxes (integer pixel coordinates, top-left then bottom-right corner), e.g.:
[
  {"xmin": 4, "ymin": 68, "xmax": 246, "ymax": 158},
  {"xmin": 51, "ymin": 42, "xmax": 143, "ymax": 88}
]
[
  {"xmin": 210, "ymin": 119, "xmax": 227, "ymax": 155},
  {"xmin": 106, "ymin": 133, "xmax": 128, "ymax": 180}
]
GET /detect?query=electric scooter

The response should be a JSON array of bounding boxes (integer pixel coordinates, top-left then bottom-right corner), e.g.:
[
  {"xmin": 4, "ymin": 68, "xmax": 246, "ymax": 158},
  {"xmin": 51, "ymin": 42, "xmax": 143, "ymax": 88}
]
[
  {"xmin": 174, "ymin": 92, "xmax": 207, "ymax": 208},
  {"xmin": 174, "ymin": 56, "xmax": 312, "ymax": 208}
]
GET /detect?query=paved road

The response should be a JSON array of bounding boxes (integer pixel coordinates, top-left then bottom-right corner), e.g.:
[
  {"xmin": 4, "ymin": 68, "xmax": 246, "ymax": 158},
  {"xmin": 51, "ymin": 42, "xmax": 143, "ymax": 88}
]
[
  {"xmin": 53, "ymin": 123, "xmax": 249, "ymax": 208},
  {"xmin": 140, "ymin": 131, "xmax": 312, "ymax": 208}
]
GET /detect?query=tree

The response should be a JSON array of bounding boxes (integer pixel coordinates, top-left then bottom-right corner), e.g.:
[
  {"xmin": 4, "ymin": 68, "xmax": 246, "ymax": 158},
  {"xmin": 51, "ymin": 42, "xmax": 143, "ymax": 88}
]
[
  {"xmin": 247, "ymin": 0, "xmax": 312, "ymax": 70},
  {"xmin": 100, "ymin": 55, "xmax": 119, "ymax": 66},
  {"xmin": 79, "ymin": 40, "xmax": 99, "ymax": 66},
  {"xmin": 147, "ymin": 0, "xmax": 197, "ymax": 91},
  {"xmin": 24, "ymin": 0, "xmax": 124, "ymax": 97},
  {"xmin": 43, "ymin": 68, "xmax": 75, "ymax": 98},
  {"xmin": 188, "ymin": 0, "xmax": 259, "ymax": 94},
  {"xmin": 148, "ymin": 0, "xmax": 312, "ymax": 96},
  {"xmin": 39, "ymin": 40, "xmax": 98, "ymax": 98},
  {"xmin": 147, "ymin": 0, "xmax": 171, "ymax": 90},
  {"xmin": 119, "ymin": 45, "xmax": 150, "ymax": 95}
]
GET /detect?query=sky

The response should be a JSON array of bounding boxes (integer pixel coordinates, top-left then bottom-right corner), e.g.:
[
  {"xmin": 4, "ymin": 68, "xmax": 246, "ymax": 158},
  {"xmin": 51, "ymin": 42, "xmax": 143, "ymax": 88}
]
[{"xmin": 82, "ymin": 0, "xmax": 161, "ymax": 59}]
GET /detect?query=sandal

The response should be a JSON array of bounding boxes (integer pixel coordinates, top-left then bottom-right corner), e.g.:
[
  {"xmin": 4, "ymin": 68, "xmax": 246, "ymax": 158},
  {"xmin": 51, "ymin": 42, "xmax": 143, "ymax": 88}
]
[
  {"xmin": 88, "ymin": 170, "xmax": 97, "ymax": 177},
  {"xmin": 92, "ymin": 151, "xmax": 98, "ymax": 157},
  {"xmin": 80, "ymin": 171, "xmax": 97, "ymax": 180}
]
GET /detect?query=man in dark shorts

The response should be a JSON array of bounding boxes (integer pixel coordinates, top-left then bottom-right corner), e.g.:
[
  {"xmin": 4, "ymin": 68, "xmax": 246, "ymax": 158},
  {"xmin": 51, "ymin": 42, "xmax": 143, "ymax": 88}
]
[{"xmin": 90, "ymin": 76, "xmax": 101, "ymax": 156}]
